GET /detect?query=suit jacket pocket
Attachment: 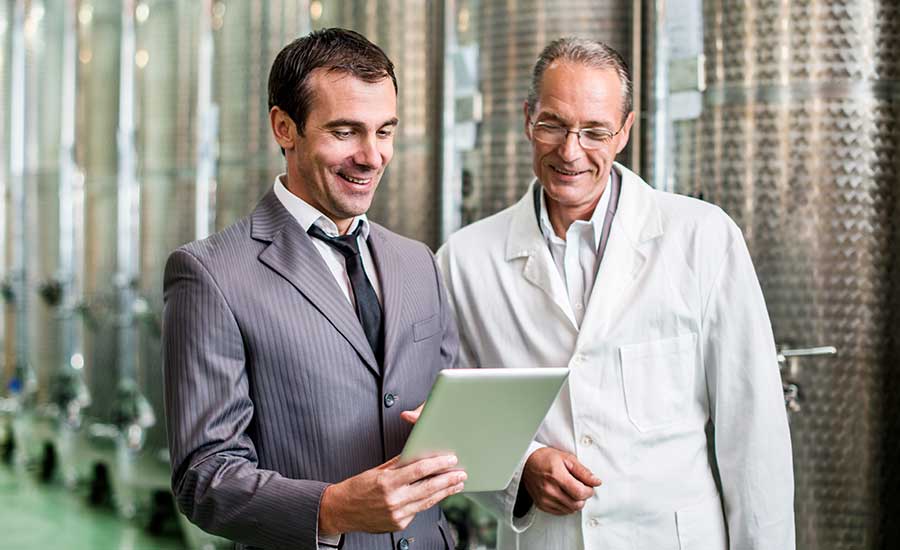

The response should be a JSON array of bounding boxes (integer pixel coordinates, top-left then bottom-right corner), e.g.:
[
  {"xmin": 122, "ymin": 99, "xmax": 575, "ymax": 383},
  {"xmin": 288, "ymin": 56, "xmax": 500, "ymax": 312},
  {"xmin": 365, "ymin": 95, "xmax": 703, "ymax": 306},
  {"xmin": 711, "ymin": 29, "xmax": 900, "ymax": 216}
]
[
  {"xmin": 676, "ymin": 492, "xmax": 728, "ymax": 550},
  {"xmin": 413, "ymin": 313, "xmax": 441, "ymax": 342},
  {"xmin": 619, "ymin": 332, "xmax": 697, "ymax": 432}
]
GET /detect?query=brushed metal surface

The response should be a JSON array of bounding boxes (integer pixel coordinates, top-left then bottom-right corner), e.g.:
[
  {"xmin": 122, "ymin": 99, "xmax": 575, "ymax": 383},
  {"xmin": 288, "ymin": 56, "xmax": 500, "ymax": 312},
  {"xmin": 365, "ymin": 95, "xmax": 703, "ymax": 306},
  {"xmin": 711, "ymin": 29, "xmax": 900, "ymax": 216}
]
[
  {"xmin": 78, "ymin": 0, "xmax": 122, "ymax": 423},
  {"xmin": 699, "ymin": 1, "xmax": 900, "ymax": 548},
  {"xmin": 467, "ymin": 0, "xmax": 633, "ymax": 224},
  {"xmin": 133, "ymin": 0, "xmax": 200, "ymax": 451}
]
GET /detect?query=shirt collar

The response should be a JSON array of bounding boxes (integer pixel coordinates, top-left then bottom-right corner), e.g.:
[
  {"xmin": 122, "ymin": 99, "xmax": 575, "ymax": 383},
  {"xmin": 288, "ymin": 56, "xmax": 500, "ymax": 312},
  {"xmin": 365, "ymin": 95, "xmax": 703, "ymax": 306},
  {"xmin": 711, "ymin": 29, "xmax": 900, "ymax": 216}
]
[
  {"xmin": 538, "ymin": 173, "xmax": 612, "ymax": 249},
  {"xmin": 273, "ymin": 174, "xmax": 370, "ymax": 239}
]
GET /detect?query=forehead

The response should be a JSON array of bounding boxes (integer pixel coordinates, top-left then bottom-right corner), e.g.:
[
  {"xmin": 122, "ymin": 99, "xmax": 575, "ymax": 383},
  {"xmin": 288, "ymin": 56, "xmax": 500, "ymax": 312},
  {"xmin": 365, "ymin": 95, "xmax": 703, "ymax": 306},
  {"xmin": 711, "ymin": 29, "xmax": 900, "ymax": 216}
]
[
  {"xmin": 533, "ymin": 61, "xmax": 623, "ymax": 125},
  {"xmin": 306, "ymin": 68, "xmax": 397, "ymax": 124}
]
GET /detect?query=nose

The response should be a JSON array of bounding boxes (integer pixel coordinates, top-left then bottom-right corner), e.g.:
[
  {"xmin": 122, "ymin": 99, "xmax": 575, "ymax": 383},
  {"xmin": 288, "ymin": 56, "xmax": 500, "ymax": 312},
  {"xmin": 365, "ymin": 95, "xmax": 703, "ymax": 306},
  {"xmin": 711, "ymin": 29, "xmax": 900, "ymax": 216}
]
[
  {"xmin": 557, "ymin": 130, "xmax": 583, "ymax": 161},
  {"xmin": 353, "ymin": 134, "xmax": 384, "ymax": 171}
]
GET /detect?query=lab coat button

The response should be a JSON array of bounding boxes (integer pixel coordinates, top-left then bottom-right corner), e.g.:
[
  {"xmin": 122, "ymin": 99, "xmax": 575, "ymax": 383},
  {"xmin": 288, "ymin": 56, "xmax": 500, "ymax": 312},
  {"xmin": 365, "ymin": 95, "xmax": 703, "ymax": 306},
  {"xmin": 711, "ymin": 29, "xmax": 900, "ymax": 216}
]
[
  {"xmin": 383, "ymin": 393, "xmax": 396, "ymax": 408},
  {"xmin": 581, "ymin": 434, "xmax": 594, "ymax": 446},
  {"xmin": 575, "ymin": 302, "xmax": 584, "ymax": 310},
  {"xmin": 572, "ymin": 353, "xmax": 586, "ymax": 365},
  {"xmin": 588, "ymin": 517, "xmax": 600, "ymax": 528}
]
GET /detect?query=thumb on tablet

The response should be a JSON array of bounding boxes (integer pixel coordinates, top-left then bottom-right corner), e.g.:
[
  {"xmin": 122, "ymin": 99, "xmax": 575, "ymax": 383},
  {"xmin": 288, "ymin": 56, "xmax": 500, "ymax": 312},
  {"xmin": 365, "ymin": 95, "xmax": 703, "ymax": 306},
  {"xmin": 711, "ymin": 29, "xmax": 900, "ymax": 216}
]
[{"xmin": 400, "ymin": 402, "xmax": 425, "ymax": 424}]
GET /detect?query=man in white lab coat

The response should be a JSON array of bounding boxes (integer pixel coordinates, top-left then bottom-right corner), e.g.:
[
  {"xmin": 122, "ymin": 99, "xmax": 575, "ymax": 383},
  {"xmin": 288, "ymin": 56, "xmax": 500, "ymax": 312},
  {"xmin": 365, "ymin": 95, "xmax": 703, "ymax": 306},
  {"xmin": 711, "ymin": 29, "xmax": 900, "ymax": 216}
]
[{"xmin": 436, "ymin": 37, "xmax": 795, "ymax": 549}]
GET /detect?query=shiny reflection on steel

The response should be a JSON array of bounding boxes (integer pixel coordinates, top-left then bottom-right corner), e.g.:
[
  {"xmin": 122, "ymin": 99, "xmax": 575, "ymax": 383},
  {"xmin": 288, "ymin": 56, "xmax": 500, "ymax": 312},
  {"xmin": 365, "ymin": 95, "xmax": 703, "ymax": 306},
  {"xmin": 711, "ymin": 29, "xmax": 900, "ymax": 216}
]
[
  {"xmin": 0, "ymin": 0, "xmax": 9, "ymax": 395},
  {"xmin": 113, "ymin": 0, "xmax": 154, "ymax": 448},
  {"xmin": 53, "ymin": 0, "xmax": 89, "ymax": 425},
  {"xmin": 195, "ymin": 0, "xmax": 217, "ymax": 241},
  {"xmin": 5, "ymin": 0, "xmax": 33, "ymax": 404},
  {"xmin": 699, "ymin": 0, "xmax": 900, "ymax": 547},
  {"xmin": 777, "ymin": 345, "xmax": 838, "ymax": 415}
]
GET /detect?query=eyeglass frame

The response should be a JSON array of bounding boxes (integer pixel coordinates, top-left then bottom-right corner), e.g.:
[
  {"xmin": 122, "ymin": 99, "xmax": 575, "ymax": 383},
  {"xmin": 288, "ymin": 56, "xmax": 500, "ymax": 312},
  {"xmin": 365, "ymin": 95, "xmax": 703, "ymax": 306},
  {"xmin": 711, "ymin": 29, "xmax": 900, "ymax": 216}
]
[{"xmin": 528, "ymin": 118, "xmax": 628, "ymax": 150}]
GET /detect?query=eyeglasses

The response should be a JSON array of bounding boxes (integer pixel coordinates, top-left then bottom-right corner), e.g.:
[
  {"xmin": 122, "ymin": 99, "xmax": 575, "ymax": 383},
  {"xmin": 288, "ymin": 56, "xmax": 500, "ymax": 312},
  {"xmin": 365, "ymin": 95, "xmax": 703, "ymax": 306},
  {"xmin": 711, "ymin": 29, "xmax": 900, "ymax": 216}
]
[{"xmin": 530, "ymin": 120, "xmax": 626, "ymax": 150}]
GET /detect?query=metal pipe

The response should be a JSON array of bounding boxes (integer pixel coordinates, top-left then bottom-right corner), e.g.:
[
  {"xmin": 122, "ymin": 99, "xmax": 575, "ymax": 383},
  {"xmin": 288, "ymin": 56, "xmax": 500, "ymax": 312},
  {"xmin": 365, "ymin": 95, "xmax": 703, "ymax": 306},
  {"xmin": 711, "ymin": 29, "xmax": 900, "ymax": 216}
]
[
  {"xmin": 115, "ymin": 0, "xmax": 138, "ymax": 386},
  {"xmin": 7, "ymin": 0, "xmax": 32, "ymax": 400},
  {"xmin": 194, "ymin": 0, "xmax": 217, "ymax": 241}
]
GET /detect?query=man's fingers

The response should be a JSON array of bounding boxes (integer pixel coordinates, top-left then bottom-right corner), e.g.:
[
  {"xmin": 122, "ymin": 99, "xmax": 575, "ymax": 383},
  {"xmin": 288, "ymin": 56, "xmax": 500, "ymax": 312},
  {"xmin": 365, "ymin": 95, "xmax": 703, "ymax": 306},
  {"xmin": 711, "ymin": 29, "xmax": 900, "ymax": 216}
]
[
  {"xmin": 565, "ymin": 456, "xmax": 602, "ymax": 487},
  {"xmin": 542, "ymin": 481, "xmax": 586, "ymax": 513},
  {"xmin": 535, "ymin": 493, "xmax": 581, "ymax": 516},
  {"xmin": 403, "ymin": 476, "xmax": 467, "ymax": 516},
  {"xmin": 400, "ymin": 402, "xmax": 425, "ymax": 425},
  {"xmin": 394, "ymin": 454, "xmax": 459, "ymax": 484}
]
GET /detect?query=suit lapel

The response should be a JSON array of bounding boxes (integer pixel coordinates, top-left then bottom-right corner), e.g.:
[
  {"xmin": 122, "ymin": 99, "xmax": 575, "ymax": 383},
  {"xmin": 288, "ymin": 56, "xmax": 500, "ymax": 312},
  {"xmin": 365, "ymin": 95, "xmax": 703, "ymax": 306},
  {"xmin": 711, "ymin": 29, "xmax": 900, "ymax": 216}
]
[
  {"xmin": 366, "ymin": 225, "xmax": 406, "ymax": 372},
  {"xmin": 251, "ymin": 192, "xmax": 379, "ymax": 376}
]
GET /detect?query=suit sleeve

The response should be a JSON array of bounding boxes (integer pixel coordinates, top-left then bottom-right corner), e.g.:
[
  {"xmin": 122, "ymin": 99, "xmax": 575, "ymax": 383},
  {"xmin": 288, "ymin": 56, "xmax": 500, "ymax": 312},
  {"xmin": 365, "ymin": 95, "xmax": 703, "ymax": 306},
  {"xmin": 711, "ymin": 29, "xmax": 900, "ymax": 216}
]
[
  {"xmin": 162, "ymin": 248, "xmax": 329, "ymax": 550},
  {"xmin": 701, "ymin": 220, "xmax": 796, "ymax": 550}
]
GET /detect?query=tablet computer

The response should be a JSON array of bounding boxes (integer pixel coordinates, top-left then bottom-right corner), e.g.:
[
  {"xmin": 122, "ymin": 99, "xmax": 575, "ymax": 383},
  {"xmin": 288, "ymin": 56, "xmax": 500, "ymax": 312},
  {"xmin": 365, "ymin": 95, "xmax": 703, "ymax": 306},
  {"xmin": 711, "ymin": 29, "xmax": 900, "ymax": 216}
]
[{"xmin": 400, "ymin": 367, "xmax": 569, "ymax": 492}]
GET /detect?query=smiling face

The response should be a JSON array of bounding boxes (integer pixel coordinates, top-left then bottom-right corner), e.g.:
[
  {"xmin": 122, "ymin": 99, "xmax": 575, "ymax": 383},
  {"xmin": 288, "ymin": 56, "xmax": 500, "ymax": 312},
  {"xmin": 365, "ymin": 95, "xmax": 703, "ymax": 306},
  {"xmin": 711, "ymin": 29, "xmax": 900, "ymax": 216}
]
[
  {"xmin": 525, "ymin": 61, "xmax": 634, "ymax": 225},
  {"xmin": 271, "ymin": 68, "xmax": 398, "ymax": 233}
]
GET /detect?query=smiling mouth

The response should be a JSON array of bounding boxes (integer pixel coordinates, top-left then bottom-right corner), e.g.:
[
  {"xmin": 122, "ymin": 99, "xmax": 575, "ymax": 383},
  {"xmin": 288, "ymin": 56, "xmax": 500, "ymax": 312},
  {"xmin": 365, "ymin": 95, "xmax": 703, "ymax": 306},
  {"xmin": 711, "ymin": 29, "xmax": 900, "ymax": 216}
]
[
  {"xmin": 338, "ymin": 172, "xmax": 373, "ymax": 185},
  {"xmin": 551, "ymin": 165, "xmax": 588, "ymax": 177}
]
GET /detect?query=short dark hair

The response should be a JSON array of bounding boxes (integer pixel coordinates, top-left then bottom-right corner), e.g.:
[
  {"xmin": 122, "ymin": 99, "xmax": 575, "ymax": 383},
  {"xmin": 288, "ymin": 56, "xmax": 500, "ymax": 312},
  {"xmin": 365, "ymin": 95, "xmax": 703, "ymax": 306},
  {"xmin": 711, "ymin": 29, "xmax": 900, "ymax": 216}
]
[
  {"xmin": 526, "ymin": 37, "xmax": 632, "ymax": 122},
  {"xmin": 268, "ymin": 28, "xmax": 398, "ymax": 134}
]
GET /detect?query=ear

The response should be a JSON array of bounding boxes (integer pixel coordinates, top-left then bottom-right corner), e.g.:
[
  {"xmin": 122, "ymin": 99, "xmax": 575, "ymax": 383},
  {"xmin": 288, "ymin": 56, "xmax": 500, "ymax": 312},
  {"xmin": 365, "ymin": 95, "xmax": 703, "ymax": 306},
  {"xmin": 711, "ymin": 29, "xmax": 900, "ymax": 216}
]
[
  {"xmin": 614, "ymin": 111, "xmax": 636, "ymax": 155},
  {"xmin": 270, "ymin": 106, "xmax": 297, "ymax": 151},
  {"xmin": 523, "ymin": 101, "xmax": 534, "ymax": 142}
]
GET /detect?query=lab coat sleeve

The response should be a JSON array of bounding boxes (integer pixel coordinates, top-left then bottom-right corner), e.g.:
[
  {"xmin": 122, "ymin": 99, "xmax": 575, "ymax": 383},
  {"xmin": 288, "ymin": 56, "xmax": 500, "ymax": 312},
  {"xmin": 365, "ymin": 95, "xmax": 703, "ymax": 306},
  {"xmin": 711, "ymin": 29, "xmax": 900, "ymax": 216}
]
[
  {"xmin": 701, "ymin": 220, "xmax": 796, "ymax": 550},
  {"xmin": 436, "ymin": 242, "xmax": 542, "ymax": 532}
]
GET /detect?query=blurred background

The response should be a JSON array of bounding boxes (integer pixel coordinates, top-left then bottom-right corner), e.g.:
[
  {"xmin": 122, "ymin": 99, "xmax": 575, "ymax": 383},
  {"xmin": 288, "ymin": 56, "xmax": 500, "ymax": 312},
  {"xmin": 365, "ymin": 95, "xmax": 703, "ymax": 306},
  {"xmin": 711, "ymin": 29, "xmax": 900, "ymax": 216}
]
[{"xmin": 0, "ymin": 0, "xmax": 897, "ymax": 548}]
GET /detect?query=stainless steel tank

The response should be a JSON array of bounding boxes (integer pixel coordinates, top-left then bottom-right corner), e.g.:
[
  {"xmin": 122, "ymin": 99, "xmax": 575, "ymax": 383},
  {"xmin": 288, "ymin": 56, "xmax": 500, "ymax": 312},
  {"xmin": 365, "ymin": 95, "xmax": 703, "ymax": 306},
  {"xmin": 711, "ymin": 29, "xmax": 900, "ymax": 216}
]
[
  {"xmin": 133, "ymin": 0, "xmax": 200, "ymax": 451},
  {"xmin": 314, "ymin": 0, "xmax": 443, "ymax": 248},
  {"xmin": 212, "ymin": 1, "xmax": 309, "ymax": 231},
  {"xmin": 77, "ymin": 0, "xmax": 123, "ymax": 425},
  {"xmin": 23, "ymin": 0, "xmax": 67, "ymax": 410},
  {"xmin": 699, "ymin": 0, "xmax": 900, "ymax": 548},
  {"xmin": 467, "ymin": 0, "xmax": 633, "ymax": 223},
  {"xmin": 0, "ymin": 0, "xmax": 9, "ymax": 392}
]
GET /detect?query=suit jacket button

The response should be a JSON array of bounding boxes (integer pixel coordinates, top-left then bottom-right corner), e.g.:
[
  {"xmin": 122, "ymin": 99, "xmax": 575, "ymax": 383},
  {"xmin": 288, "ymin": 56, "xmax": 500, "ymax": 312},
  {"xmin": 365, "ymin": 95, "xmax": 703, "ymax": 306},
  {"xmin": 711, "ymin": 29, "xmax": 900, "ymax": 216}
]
[
  {"xmin": 384, "ymin": 393, "xmax": 396, "ymax": 408},
  {"xmin": 397, "ymin": 537, "xmax": 410, "ymax": 550}
]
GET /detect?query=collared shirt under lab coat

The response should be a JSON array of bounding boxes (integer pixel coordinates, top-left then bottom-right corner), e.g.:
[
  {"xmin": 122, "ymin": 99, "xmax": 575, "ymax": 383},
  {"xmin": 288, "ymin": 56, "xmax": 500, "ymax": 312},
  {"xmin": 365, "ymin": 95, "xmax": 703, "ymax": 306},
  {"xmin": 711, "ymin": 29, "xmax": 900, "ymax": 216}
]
[
  {"xmin": 436, "ymin": 163, "xmax": 795, "ymax": 550},
  {"xmin": 539, "ymin": 174, "xmax": 611, "ymax": 327}
]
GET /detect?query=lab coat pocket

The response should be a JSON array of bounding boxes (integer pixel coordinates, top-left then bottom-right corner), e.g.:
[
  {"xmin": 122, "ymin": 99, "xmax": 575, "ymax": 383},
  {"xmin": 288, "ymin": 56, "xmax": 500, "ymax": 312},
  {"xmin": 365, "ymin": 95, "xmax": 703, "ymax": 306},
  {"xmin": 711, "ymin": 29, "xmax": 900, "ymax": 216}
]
[
  {"xmin": 619, "ymin": 332, "xmax": 697, "ymax": 432},
  {"xmin": 675, "ymin": 492, "xmax": 728, "ymax": 550}
]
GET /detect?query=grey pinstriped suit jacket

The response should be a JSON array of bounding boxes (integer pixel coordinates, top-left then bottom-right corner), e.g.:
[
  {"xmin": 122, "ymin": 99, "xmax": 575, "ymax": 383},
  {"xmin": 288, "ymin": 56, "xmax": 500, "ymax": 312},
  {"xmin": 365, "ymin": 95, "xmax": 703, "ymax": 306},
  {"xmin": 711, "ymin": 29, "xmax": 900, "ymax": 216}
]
[{"xmin": 162, "ymin": 190, "xmax": 459, "ymax": 550}]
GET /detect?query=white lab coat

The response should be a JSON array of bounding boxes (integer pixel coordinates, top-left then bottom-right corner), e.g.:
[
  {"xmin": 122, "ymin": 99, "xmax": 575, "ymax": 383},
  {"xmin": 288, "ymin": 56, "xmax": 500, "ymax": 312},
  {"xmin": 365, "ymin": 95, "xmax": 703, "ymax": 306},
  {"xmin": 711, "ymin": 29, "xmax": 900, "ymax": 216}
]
[{"xmin": 436, "ymin": 164, "xmax": 795, "ymax": 550}]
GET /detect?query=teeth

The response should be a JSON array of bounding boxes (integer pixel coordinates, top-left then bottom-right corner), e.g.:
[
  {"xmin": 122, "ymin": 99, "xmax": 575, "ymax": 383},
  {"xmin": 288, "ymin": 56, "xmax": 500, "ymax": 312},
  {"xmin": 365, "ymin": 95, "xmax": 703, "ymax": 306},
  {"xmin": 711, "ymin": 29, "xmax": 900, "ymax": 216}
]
[
  {"xmin": 341, "ymin": 173, "xmax": 370, "ymax": 184},
  {"xmin": 553, "ymin": 166, "xmax": 582, "ymax": 176}
]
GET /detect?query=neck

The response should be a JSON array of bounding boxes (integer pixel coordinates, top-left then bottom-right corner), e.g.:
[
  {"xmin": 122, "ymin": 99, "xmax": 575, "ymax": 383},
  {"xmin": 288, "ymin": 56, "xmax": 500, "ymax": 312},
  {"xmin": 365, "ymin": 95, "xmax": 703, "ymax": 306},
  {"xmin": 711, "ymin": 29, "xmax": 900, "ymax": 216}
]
[
  {"xmin": 281, "ymin": 173, "xmax": 354, "ymax": 235},
  {"xmin": 546, "ymin": 193, "xmax": 603, "ymax": 240}
]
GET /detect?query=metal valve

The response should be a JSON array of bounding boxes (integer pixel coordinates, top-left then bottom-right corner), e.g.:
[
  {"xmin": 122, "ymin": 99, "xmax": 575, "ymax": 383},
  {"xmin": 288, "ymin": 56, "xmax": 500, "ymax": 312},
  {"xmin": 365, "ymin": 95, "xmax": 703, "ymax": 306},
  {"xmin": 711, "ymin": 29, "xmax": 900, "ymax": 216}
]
[{"xmin": 776, "ymin": 345, "xmax": 837, "ymax": 414}]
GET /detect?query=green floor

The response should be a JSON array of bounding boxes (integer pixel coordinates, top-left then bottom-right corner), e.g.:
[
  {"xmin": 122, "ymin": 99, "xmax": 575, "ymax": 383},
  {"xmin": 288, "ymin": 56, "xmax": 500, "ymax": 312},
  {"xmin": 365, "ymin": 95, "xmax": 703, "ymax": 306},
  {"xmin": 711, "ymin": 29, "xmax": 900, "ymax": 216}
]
[{"xmin": 0, "ymin": 464, "xmax": 187, "ymax": 550}]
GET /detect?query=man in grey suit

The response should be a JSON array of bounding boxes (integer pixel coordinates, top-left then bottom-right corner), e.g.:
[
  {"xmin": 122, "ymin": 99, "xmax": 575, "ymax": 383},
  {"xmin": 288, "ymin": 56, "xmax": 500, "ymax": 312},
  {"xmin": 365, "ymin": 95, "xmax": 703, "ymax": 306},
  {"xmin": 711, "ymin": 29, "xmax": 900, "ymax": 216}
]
[{"xmin": 163, "ymin": 28, "xmax": 464, "ymax": 550}]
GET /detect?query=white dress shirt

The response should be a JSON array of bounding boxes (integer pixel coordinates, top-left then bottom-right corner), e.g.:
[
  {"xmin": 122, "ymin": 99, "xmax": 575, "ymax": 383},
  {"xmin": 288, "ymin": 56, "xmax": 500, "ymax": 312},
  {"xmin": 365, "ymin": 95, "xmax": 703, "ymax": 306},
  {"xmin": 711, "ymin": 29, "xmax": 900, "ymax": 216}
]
[
  {"xmin": 538, "ymin": 175, "xmax": 611, "ymax": 326},
  {"xmin": 274, "ymin": 175, "xmax": 382, "ymax": 307},
  {"xmin": 274, "ymin": 175, "xmax": 378, "ymax": 549}
]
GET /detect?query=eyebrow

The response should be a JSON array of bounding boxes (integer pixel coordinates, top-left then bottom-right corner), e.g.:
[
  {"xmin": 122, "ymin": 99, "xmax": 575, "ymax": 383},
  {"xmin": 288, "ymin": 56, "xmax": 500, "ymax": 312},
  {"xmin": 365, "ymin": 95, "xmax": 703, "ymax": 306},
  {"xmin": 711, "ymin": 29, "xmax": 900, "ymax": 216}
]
[
  {"xmin": 322, "ymin": 117, "xmax": 399, "ymax": 130},
  {"xmin": 535, "ymin": 111, "xmax": 614, "ymax": 129}
]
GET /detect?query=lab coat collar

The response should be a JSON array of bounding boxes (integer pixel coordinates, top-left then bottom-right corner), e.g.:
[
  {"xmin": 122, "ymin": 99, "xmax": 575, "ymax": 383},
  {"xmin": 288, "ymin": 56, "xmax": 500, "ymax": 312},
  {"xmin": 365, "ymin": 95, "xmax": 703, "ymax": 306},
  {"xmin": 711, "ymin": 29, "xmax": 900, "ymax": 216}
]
[
  {"xmin": 505, "ymin": 162, "xmax": 662, "ymax": 261},
  {"xmin": 504, "ymin": 162, "xmax": 664, "ymax": 332}
]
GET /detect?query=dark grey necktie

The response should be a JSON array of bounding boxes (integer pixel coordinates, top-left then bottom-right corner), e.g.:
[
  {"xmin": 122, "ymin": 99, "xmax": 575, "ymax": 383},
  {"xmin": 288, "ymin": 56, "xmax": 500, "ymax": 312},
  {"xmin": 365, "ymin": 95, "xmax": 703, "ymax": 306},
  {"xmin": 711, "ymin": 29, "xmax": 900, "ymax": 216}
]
[{"xmin": 308, "ymin": 223, "xmax": 383, "ymax": 362}]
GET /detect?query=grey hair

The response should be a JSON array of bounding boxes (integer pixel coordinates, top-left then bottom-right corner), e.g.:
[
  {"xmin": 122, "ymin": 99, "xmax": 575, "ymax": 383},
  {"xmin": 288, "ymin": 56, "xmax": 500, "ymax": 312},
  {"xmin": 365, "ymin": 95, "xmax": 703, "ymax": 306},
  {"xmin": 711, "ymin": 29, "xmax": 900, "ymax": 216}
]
[{"xmin": 526, "ymin": 37, "xmax": 633, "ymax": 122}]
